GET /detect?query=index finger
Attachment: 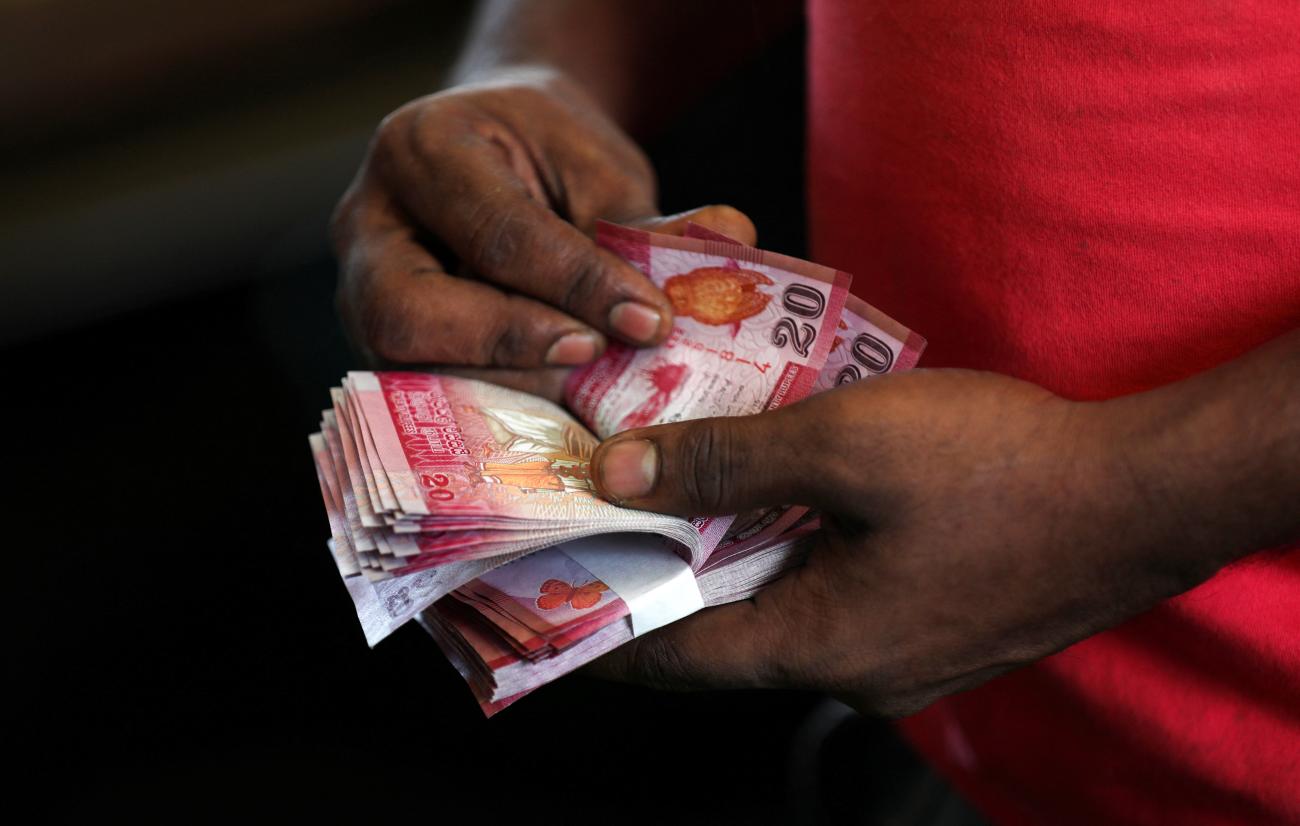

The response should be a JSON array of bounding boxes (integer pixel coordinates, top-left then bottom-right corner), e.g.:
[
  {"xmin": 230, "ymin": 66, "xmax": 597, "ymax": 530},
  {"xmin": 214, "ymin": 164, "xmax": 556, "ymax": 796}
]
[{"xmin": 387, "ymin": 136, "xmax": 674, "ymax": 345}]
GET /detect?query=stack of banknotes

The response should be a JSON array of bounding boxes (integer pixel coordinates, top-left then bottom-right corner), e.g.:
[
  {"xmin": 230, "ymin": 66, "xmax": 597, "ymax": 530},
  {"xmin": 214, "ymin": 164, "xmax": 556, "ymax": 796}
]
[{"xmin": 309, "ymin": 222, "xmax": 926, "ymax": 714}]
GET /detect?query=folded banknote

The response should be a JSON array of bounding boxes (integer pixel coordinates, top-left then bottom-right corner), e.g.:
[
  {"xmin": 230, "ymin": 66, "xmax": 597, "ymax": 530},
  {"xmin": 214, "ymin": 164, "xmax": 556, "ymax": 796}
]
[{"xmin": 308, "ymin": 221, "xmax": 925, "ymax": 714}]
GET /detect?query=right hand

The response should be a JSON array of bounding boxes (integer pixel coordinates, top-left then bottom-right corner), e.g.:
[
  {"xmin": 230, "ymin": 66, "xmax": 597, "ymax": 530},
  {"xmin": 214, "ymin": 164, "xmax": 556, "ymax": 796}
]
[{"xmin": 331, "ymin": 68, "xmax": 756, "ymax": 400}]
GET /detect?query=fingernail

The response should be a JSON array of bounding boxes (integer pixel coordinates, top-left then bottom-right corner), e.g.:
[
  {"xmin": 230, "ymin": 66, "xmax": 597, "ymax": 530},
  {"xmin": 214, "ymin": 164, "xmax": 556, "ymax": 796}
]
[
  {"xmin": 609, "ymin": 302, "xmax": 663, "ymax": 344},
  {"xmin": 599, "ymin": 439, "xmax": 658, "ymax": 501},
  {"xmin": 545, "ymin": 332, "xmax": 600, "ymax": 365}
]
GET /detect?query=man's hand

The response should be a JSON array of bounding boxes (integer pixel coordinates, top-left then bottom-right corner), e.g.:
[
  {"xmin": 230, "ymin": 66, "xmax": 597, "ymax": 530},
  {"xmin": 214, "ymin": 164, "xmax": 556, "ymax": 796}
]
[
  {"xmin": 586, "ymin": 342, "xmax": 1300, "ymax": 716},
  {"xmin": 331, "ymin": 68, "xmax": 755, "ymax": 400}
]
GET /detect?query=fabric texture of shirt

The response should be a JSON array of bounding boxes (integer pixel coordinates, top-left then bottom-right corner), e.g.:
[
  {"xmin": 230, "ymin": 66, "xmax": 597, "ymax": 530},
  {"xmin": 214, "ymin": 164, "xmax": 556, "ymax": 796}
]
[{"xmin": 806, "ymin": 2, "xmax": 1300, "ymax": 823}]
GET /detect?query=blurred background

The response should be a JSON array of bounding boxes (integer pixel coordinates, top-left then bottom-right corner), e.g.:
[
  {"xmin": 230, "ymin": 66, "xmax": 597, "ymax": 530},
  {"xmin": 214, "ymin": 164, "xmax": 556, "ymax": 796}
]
[
  {"xmin": 2, "ymin": 0, "xmax": 475, "ymax": 343},
  {"xmin": 7, "ymin": 2, "xmax": 936, "ymax": 823}
]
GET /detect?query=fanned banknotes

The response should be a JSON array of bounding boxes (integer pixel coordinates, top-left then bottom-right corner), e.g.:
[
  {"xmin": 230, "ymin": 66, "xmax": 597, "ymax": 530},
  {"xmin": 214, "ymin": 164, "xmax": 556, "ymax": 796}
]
[{"xmin": 308, "ymin": 222, "xmax": 926, "ymax": 713}]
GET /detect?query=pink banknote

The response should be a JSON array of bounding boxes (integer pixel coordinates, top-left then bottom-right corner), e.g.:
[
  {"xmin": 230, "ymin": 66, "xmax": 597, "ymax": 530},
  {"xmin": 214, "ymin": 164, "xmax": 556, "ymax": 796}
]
[
  {"xmin": 681, "ymin": 222, "xmax": 928, "ymax": 564},
  {"xmin": 308, "ymin": 220, "xmax": 931, "ymax": 713},
  {"xmin": 343, "ymin": 371, "xmax": 694, "ymax": 538},
  {"xmin": 467, "ymin": 222, "xmax": 856, "ymax": 623},
  {"xmin": 814, "ymin": 293, "xmax": 927, "ymax": 392},
  {"xmin": 681, "ymin": 221, "xmax": 926, "ymax": 388},
  {"xmin": 565, "ymin": 221, "xmax": 853, "ymax": 437},
  {"xmin": 455, "ymin": 547, "xmax": 630, "ymax": 654}
]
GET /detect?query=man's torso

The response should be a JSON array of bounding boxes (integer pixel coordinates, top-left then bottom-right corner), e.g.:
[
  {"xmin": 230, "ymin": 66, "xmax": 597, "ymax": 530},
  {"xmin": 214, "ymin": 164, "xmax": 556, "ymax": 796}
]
[{"xmin": 806, "ymin": 2, "xmax": 1300, "ymax": 823}]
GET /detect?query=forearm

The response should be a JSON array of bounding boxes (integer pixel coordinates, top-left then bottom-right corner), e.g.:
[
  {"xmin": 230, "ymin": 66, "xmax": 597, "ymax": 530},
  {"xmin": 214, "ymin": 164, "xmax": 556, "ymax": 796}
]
[
  {"xmin": 447, "ymin": 0, "xmax": 801, "ymax": 132},
  {"xmin": 1107, "ymin": 327, "xmax": 1300, "ymax": 582}
]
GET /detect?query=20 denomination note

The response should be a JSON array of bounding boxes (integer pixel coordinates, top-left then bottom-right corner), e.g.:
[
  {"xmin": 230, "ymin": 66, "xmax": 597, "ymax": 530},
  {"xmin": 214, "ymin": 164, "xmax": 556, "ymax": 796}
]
[{"xmin": 308, "ymin": 222, "xmax": 926, "ymax": 713}]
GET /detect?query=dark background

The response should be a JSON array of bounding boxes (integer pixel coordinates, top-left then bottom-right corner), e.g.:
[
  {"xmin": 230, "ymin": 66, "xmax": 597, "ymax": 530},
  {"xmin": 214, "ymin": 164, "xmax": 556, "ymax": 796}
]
[{"xmin": 8, "ymin": 3, "xmax": 940, "ymax": 823}]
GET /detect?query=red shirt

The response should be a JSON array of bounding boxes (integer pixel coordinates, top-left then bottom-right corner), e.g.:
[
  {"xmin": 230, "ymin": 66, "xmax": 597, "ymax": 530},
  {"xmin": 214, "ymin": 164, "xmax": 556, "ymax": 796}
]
[{"xmin": 807, "ymin": 2, "xmax": 1300, "ymax": 823}]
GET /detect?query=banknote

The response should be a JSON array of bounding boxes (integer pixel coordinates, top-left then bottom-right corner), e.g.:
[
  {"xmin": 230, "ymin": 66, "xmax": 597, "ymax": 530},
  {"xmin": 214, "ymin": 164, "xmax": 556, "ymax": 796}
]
[
  {"xmin": 564, "ymin": 220, "xmax": 854, "ymax": 557},
  {"xmin": 566, "ymin": 221, "xmax": 852, "ymax": 437},
  {"xmin": 344, "ymin": 372, "xmax": 697, "ymax": 536},
  {"xmin": 814, "ymin": 293, "xmax": 927, "ymax": 392},
  {"xmin": 453, "ymin": 546, "xmax": 631, "ymax": 658},
  {"xmin": 430, "ymin": 228, "xmax": 931, "ymax": 712},
  {"xmin": 681, "ymin": 221, "xmax": 926, "ymax": 387},
  {"xmin": 310, "ymin": 371, "xmax": 719, "ymax": 644},
  {"xmin": 423, "ymin": 521, "xmax": 821, "ymax": 713},
  {"xmin": 717, "ymin": 292, "xmax": 928, "ymax": 559},
  {"xmin": 419, "ymin": 598, "xmax": 631, "ymax": 717},
  {"xmin": 310, "ymin": 433, "xmax": 360, "ymax": 578},
  {"xmin": 307, "ymin": 221, "xmax": 927, "ymax": 710},
  {"xmin": 450, "ymin": 221, "xmax": 856, "ymax": 611},
  {"xmin": 681, "ymin": 222, "xmax": 927, "ymax": 561}
]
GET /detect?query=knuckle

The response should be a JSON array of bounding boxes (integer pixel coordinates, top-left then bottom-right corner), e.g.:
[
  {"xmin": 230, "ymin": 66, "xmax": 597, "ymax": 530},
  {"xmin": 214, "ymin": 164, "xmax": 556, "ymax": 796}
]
[
  {"xmin": 336, "ymin": 268, "xmax": 379, "ymax": 352},
  {"xmin": 464, "ymin": 202, "xmax": 524, "ymax": 275},
  {"xmin": 429, "ymin": 297, "xmax": 505, "ymax": 367},
  {"xmin": 556, "ymin": 250, "xmax": 608, "ymax": 315},
  {"xmin": 487, "ymin": 310, "xmax": 532, "ymax": 366},
  {"xmin": 407, "ymin": 99, "xmax": 456, "ymax": 155},
  {"xmin": 366, "ymin": 313, "xmax": 411, "ymax": 364},
  {"xmin": 328, "ymin": 188, "xmax": 360, "ymax": 253},
  {"xmin": 371, "ymin": 107, "xmax": 412, "ymax": 171},
  {"xmin": 333, "ymin": 282, "xmax": 356, "ymax": 343},
  {"xmin": 357, "ymin": 285, "xmax": 420, "ymax": 365},
  {"xmin": 429, "ymin": 294, "xmax": 497, "ymax": 367},
  {"xmin": 372, "ymin": 97, "xmax": 447, "ymax": 179},
  {"xmin": 675, "ymin": 421, "xmax": 735, "ymax": 513}
]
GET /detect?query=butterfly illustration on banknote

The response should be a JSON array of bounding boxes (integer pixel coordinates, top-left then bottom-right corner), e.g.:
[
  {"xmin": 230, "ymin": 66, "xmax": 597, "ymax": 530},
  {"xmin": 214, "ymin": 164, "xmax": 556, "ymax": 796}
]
[
  {"xmin": 535, "ymin": 578, "xmax": 608, "ymax": 611},
  {"xmin": 664, "ymin": 264, "xmax": 774, "ymax": 336}
]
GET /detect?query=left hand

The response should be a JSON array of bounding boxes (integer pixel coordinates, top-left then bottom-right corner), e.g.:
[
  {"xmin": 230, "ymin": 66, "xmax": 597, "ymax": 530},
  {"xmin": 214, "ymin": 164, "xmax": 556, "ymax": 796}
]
[{"xmin": 586, "ymin": 368, "xmax": 1223, "ymax": 716}]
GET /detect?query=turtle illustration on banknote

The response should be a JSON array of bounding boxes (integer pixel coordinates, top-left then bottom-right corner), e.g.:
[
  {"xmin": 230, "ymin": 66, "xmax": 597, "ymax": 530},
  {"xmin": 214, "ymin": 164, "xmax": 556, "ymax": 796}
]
[{"xmin": 663, "ymin": 264, "xmax": 774, "ymax": 335}]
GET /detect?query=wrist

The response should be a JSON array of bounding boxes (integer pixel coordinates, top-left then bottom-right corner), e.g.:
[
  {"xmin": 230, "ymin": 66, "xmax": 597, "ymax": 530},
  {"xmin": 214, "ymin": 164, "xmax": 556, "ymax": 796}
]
[
  {"xmin": 1086, "ymin": 390, "xmax": 1241, "ymax": 593},
  {"xmin": 445, "ymin": 59, "xmax": 564, "ymax": 91},
  {"xmin": 440, "ymin": 62, "xmax": 629, "ymax": 133}
]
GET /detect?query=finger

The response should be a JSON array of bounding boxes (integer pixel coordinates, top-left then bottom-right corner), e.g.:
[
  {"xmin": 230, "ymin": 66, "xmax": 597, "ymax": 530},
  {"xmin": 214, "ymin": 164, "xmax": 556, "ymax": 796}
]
[
  {"xmin": 341, "ymin": 226, "xmax": 607, "ymax": 368},
  {"xmin": 584, "ymin": 556, "xmax": 825, "ymax": 691},
  {"xmin": 385, "ymin": 139, "xmax": 674, "ymax": 346},
  {"xmin": 633, "ymin": 205, "xmax": 758, "ymax": 245},
  {"xmin": 589, "ymin": 404, "xmax": 840, "ymax": 515}
]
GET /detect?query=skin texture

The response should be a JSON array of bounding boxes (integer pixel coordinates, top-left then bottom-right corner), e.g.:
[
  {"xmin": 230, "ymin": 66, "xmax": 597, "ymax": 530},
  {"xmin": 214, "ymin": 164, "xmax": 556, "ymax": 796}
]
[
  {"xmin": 332, "ymin": 1, "xmax": 795, "ymax": 401},
  {"xmin": 588, "ymin": 333, "xmax": 1300, "ymax": 716},
  {"xmin": 331, "ymin": 69, "xmax": 759, "ymax": 402},
  {"xmin": 335, "ymin": 1, "xmax": 1300, "ymax": 714}
]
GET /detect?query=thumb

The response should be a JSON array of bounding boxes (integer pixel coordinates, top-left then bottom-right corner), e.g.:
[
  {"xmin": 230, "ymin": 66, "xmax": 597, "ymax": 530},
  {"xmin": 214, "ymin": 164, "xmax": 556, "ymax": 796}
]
[
  {"xmin": 631, "ymin": 205, "xmax": 758, "ymax": 246},
  {"xmin": 590, "ymin": 406, "xmax": 832, "ymax": 516}
]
